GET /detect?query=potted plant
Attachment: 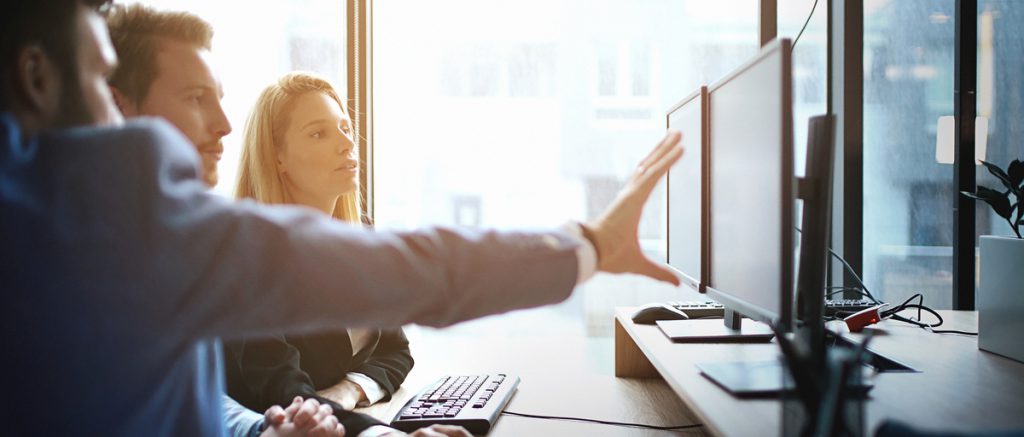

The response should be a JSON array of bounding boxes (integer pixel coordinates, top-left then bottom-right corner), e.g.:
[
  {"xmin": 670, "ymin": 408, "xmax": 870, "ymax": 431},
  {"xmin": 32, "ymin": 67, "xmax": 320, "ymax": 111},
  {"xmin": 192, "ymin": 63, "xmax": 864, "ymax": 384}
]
[{"xmin": 962, "ymin": 159, "xmax": 1024, "ymax": 363}]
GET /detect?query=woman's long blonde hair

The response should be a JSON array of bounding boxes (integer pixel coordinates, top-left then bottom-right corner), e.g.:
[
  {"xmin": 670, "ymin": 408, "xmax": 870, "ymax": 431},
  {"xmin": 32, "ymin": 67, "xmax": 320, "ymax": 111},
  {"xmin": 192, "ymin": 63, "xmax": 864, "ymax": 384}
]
[{"xmin": 236, "ymin": 72, "xmax": 362, "ymax": 224}]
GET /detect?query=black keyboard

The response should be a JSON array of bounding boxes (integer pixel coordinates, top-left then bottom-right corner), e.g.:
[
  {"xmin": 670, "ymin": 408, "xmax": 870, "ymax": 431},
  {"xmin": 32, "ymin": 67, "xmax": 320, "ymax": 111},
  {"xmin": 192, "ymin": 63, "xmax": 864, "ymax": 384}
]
[
  {"xmin": 823, "ymin": 298, "xmax": 875, "ymax": 316},
  {"xmin": 668, "ymin": 300, "xmax": 726, "ymax": 318},
  {"xmin": 390, "ymin": 374, "xmax": 519, "ymax": 435},
  {"xmin": 669, "ymin": 299, "xmax": 875, "ymax": 318}
]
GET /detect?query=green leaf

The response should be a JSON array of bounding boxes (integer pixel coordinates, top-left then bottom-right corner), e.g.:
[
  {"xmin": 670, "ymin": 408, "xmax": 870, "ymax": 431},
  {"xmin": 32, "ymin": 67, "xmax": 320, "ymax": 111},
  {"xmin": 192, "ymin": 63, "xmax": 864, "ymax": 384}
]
[
  {"xmin": 1009, "ymin": 159, "xmax": 1024, "ymax": 188},
  {"xmin": 981, "ymin": 161, "xmax": 1019, "ymax": 195},
  {"xmin": 967, "ymin": 185, "xmax": 1014, "ymax": 219}
]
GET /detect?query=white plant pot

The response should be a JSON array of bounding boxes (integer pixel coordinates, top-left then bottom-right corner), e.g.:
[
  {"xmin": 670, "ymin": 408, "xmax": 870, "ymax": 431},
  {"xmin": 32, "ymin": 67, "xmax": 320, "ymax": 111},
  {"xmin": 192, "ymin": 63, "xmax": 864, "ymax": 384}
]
[{"xmin": 978, "ymin": 235, "xmax": 1024, "ymax": 363}]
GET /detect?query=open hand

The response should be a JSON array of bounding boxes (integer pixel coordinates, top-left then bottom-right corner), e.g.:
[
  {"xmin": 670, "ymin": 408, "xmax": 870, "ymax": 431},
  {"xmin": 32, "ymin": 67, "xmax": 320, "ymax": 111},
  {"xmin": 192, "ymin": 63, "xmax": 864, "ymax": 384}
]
[{"xmin": 585, "ymin": 129, "xmax": 685, "ymax": 285}]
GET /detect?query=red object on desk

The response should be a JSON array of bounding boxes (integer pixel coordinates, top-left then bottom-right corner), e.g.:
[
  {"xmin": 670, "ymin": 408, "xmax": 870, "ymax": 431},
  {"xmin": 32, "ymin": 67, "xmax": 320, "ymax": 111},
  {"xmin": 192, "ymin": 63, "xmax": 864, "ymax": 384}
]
[{"xmin": 844, "ymin": 305, "xmax": 887, "ymax": 333}]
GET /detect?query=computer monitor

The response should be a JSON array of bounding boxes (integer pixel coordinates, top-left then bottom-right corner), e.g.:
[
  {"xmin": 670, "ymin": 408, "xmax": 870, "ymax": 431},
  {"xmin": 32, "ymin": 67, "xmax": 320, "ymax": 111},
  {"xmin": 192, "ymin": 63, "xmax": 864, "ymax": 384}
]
[
  {"xmin": 795, "ymin": 114, "xmax": 836, "ymax": 361},
  {"xmin": 665, "ymin": 87, "xmax": 708, "ymax": 293},
  {"xmin": 656, "ymin": 39, "xmax": 792, "ymax": 343},
  {"xmin": 694, "ymin": 115, "xmax": 880, "ymax": 396},
  {"xmin": 706, "ymin": 38, "xmax": 795, "ymax": 333}
]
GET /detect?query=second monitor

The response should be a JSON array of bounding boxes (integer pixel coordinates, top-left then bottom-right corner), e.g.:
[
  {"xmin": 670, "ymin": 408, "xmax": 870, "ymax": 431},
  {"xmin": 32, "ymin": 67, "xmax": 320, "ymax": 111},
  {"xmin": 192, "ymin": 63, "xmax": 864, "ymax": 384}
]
[
  {"xmin": 666, "ymin": 87, "xmax": 708, "ymax": 294},
  {"xmin": 658, "ymin": 38, "xmax": 794, "ymax": 343}
]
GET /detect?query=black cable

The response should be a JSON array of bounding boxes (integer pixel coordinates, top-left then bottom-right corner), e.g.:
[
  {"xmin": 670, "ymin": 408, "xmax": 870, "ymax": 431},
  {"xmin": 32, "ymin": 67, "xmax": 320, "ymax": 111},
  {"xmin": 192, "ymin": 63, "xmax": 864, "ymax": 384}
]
[
  {"xmin": 501, "ymin": 411, "xmax": 704, "ymax": 431},
  {"xmin": 798, "ymin": 228, "xmax": 975, "ymax": 335},
  {"xmin": 880, "ymin": 295, "xmax": 979, "ymax": 336},
  {"xmin": 826, "ymin": 247, "xmax": 881, "ymax": 304},
  {"xmin": 791, "ymin": 0, "xmax": 820, "ymax": 49},
  {"xmin": 795, "ymin": 226, "xmax": 880, "ymax": 304},
  {"xmin": 927, "ymin": 329, "xmax": 979, "ymax": 336}
]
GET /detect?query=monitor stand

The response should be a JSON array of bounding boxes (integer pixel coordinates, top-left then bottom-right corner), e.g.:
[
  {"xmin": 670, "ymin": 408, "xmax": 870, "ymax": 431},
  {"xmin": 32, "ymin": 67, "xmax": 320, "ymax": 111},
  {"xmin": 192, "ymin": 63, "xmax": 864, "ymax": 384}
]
[{"xmin": 657, "ymin": 308, "xmax": 775, "ymax": 343}]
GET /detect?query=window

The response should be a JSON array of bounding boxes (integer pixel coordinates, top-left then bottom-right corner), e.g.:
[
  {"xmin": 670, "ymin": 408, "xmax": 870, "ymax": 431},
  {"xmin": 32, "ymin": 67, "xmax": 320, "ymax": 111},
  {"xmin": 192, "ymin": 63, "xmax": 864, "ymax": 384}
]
[
  {"xmin": 372, "ymin": 0, "xmax": 760, "ymax": 335},
  {"xmin": 779, "ymin": 0, "xmax": 828, "ymax": 179},
  {"xmin": 123, "ymin": 0, "xmax": 347, "ymax": 199},
  {"xmin": 977, "ymin": 1, "xmax": 1024, "ymax": 241},
  {"xmin": 863, "ymin": 1, "xmax": 958, "ymax": 307}
]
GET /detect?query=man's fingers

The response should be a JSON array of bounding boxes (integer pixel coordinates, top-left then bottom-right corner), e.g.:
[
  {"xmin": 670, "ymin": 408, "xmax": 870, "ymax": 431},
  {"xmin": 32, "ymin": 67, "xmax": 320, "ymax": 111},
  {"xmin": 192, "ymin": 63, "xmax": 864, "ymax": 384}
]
[
  {"xmin": 282, "ymin": 396, "xmax": 303, "ymax": 419},
  {"xmin": 309, "ymin": 416, "xmax": 342, "ymax": 437},
  {"xmin": 264, "ymin": 405, "xmax": 286, "ymax": 426},
  {"xmin": 294, "ymin": 398, "xmax": 321, "ymax": 427},
  {"xmin": 637, "ymin": 130, "xmax": 683, "ymax": 174},
  {"xmin": 311, "ymin": 416, "xmax": 342, "ymax": 437},
  {"xmin": 312, "ymin": 403, "xmax": 333, "ymax": 423},
  {"xmin": 636, "ymin": 257, "xmax": 682, "ymax": 286},
  {"xmin": 624, "ymin": 145, "xmax": 684, "ymax": 209},
  {"xmin": 636, "ymin": 143, "xmax": 684, "ymax": 189},
  {"xmin": 428, "ymin": 424, "xmax": 473, "ymax": 437},
  {"xmin": 409, "ymin": 428, "xmax": 445, "ymax": 437}
]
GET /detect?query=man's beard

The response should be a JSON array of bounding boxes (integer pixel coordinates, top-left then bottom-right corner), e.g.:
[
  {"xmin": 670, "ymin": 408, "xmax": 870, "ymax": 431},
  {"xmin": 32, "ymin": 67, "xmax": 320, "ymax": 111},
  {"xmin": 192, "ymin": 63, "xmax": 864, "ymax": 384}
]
[
  {"xmin": 199, "ymin": 139, "xmax": 223, "ymax": 187},
  {"xmin": 50, "ymin": 64, "xmax": 96, "ymax": 129}
]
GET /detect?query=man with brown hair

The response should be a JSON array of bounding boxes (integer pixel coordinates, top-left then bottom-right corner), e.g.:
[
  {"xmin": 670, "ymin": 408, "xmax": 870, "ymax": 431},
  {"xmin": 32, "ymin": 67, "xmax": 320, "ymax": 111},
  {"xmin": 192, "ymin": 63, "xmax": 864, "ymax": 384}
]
[
  {"xmin": 103, "ymin": 4, "xmax": 377, "ymax": 436},
  {"xmin": 106, "ymin": 3, "xmax": 229, "ymax": 187},
  {"xmin": 103, "ymin": 4, "xmax": 404, "ymax": 436}
]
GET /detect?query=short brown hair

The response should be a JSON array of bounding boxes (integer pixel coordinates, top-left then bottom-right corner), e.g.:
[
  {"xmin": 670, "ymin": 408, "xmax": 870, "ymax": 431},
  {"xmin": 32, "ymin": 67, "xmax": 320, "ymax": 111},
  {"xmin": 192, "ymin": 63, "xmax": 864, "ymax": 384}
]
[{"xmin": 105, "ymin": 3, "xmax": 213, "ymax": 105}]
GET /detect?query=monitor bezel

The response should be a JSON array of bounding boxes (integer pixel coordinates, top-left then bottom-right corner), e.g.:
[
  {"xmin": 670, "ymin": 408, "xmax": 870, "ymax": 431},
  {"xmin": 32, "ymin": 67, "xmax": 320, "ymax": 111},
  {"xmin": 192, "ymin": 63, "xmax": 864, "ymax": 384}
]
[
  {"xmin": 704, "ymin": 38, "xmax": 795, "ymax": 331},
  {"xmin": 665, "ymin": 86, "xmax": 709, "ymax": 294}
]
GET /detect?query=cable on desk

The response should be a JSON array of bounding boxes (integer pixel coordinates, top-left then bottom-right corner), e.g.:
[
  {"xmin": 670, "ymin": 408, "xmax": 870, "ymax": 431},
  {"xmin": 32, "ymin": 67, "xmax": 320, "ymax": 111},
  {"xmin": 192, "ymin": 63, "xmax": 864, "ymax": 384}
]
[
  {"xmin": 795, "ymin": 227, "xmax": 881, "ymax": 304},
  {"xmin": 881, "ymin": 294, "xmax": 978, "ymax": 336},
  {"xmin": 501, "ymin": 411, "xmax": 704, "ymax": 431},
  {"xmin": 797, "ymin": 227, "xmax": 978, "ymax": 336}
]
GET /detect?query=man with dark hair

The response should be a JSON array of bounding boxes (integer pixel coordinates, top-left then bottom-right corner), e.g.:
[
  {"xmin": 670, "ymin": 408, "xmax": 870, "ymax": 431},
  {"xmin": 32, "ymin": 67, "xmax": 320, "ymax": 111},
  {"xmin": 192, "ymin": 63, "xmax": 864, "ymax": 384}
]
[
  {"xmin": 0, "ymin": 1, "xmax": 684, "ymax": 436},
  {"xmin": 0, "ymin": 0, "xmax": 121, "ymax": 132},
  {"xmin": 0, "ymin": 2, "xmax": 344, "ymax": 437}
]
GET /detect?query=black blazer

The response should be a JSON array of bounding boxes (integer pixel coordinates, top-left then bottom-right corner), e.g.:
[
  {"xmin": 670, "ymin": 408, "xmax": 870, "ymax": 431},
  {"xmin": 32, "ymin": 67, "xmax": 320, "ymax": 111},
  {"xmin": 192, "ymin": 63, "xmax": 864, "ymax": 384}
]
[{"xmin": 223, "ymin": 328, "xmax": 414, "ymax": 434}]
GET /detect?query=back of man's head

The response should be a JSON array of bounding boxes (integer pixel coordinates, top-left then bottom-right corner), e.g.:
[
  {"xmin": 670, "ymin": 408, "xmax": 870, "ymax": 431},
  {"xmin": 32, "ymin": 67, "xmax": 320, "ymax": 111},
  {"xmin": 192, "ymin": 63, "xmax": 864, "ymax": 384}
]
[
  {"xmin": 0, "ymin": 0, "xmax": 112, "ymax": 128},
  {"xmin": 105, "ymin": 4, "xmax": 214, "ymax": 106}
]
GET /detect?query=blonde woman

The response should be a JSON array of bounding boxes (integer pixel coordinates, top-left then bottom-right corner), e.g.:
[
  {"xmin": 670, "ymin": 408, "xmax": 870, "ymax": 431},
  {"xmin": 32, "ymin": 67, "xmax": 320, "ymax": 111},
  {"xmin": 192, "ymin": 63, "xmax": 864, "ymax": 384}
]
[{"xmin": 224, "ymin": 73, "xmax": 414, "ymax": 430}]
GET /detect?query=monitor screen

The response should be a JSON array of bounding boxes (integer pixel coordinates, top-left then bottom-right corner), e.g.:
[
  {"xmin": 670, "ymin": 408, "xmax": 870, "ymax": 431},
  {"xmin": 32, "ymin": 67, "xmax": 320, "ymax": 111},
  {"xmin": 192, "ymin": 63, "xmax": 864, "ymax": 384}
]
[
  {"xmin": 707, "ymin": 39, "xmax": 794, "ymax": 328},
  {"xmin": 666, "ymin": 88, "xmax": 707, "ymax": 293}
]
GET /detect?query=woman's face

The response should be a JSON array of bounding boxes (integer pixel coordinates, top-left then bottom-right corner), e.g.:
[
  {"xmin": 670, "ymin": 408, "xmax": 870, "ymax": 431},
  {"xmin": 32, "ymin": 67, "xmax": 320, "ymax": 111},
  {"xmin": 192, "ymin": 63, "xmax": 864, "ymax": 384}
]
[{"xmin": 278, "ymin": 91, "xmax": 358, "ymax": 203}]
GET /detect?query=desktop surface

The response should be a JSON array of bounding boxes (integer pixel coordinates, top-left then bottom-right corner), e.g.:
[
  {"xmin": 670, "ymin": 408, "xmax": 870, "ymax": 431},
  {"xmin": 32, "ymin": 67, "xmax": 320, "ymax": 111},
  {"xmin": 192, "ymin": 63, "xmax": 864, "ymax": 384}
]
[
  {"xmin": 356, "ymin": 315, "xmax": 704, "ymax": 436},
  {"xmin": 615, "ymin": 308, "xmax": 1024, "ymax": 436}
]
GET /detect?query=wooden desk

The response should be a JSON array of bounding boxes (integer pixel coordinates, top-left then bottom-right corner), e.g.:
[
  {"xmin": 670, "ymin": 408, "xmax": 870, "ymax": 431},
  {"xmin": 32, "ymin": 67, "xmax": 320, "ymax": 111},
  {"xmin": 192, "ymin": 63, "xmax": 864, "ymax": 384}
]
[
  {"xmin": 614, "ymin": 309, "xmax": 1024, "ymax": 436},
  {"xmin": 356, "ymin": 327, "xmax": 707, "ymax": 435}
]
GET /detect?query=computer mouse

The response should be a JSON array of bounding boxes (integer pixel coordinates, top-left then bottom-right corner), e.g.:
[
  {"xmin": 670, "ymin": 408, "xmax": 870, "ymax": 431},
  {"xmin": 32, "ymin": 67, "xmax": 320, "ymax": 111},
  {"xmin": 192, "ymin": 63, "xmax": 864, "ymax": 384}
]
[{"xmin": 631, "ymin": 303, "xmax": 690, "ymax": 325}]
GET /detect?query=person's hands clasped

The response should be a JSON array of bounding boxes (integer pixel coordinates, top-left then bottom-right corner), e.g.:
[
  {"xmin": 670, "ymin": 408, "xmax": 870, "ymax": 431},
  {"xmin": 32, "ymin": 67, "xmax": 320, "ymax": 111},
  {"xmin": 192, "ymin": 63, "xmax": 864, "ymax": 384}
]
[
  {"xmin": 381, "ymin": 424, "xmax": 473, "ymax": 437},
  {"xmin": 585, "ymin": 129, "xmax": 685, "ymax": 285},
  {"xmin": 261, "ymin": 396, "xmax": 345, "ymax": 437}
]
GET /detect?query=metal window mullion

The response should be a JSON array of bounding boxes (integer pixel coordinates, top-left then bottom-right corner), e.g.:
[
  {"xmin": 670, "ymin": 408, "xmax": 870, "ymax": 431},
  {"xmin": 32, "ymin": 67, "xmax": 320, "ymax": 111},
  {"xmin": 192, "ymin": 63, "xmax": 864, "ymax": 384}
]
[
  {"xmin": 760, "ymin": 0, "xmax": 778, "ymax": 46},
  {"xmin": 347, "ymin": 0, "xmax": 374, "ymax": 224},
  {"xmin": 953, "ymin": 0, "xmax": 978, "ymax": 310},
  {"xmin": 828, "ymin": 0, "xmax": 864, "ymax": 297}
]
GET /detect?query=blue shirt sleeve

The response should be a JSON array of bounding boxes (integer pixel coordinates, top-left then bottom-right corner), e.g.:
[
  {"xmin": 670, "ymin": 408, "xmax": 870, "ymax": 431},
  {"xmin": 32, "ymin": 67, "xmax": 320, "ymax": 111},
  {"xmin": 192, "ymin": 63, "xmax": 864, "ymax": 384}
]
[{"xmin": 223, "ymin": 396, "xmax": 264, "ymax": 437}]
